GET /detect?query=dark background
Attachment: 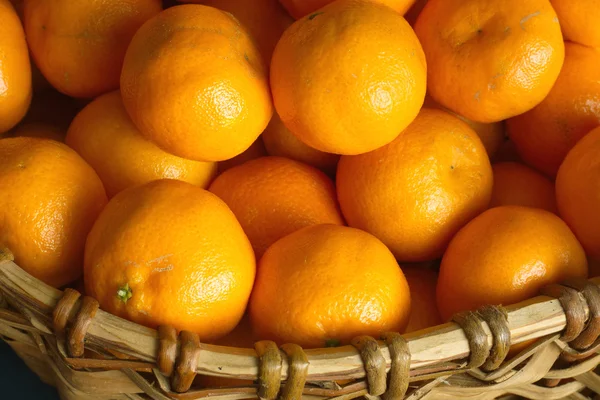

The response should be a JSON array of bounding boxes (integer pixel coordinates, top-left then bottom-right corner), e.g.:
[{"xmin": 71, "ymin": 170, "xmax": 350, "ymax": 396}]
[{"xmin": 0, "ymin": 341, "xmax": 60, "ymax": 399}]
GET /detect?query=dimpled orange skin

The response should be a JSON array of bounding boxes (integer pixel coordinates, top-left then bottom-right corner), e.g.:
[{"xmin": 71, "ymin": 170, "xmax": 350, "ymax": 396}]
[
  {"xmin": 415, "ymin": 0, "xmax": 564, "ymax": 123},
  {"xmin": 120, "ymin": 5, "xmax": 273, "ymax": 162},
  {"xmin": 437, "ymin": 206, "xmax": 588, "ymax": 321},
  {"xmin": 403, "ymin": 267, "xmax": 442, "ymax": 333},
  {"xmin": 262, "ymin": 112, "xmax": 340, "ymax": 175},
  {"xmin": 556, "ymin": 126, "xmax": 600, "ymax": 260},
  {"xmin": 422, "ymin": 95, "xmax": 505, "ymax": 159},
  {"xmin": 550, "ymin": 0, "xmax": 600, "ymax": 48},
  {"xmin": 66, "ymin": 91, "xmax": 217, "ymax": 199},
  {"xmin": 0, "ymin": 0, "xmax": 31, "ymax": 134},
  {"xmin": 279, "ymin": 0, "xmax": 416, "ymax": 19},
  {"xmin": 271, "ymin": 0, "xmax": 426, "ymax": 155},
  {"xmin": 0, "ymin": 138, "xmax": 107, "ymax": 288},
  {"xmin": 337, "ymin": 108, "xmax": 493, "ymax": 262},
  {"xmin": 507, "ymin": 43, "xmax": 600, "ymax": 178},
  {"xmin": 250, "ymin": 224, "xmax": 411, "ymax": 348},
  {"xmin": 209, "ymin": 156, "xmax": 344, "ymax": 258},
  {"xmin": 84, "ymin": 179, "xmax": 256, "ymax": 339},
  {"xmin": 490, "ymin": 162, "xmax": 557, "ymax": 213},
  {"xmin": 176, "ymin": 0, "xmax": 293, "ymax": 64},
  {"xmin": 23, "ymin": 0, "xmax": 162, "ymax": 99}
]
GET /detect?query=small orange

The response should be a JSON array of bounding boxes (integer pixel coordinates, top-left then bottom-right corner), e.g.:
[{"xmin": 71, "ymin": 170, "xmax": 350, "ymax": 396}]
[
  {"xmin": 507, "ymin": 43, "xmax": 600, "ymax": 177},
  {"xmin": 403, "ymin": 267, "xmax": 442, "ymax": 333},
  {"xmin": 262, "ymin": 112, "xmax": 339, "ymax": 175},
  {"xmin": 278, "ymin": 0, "xmax": 416, "ymax": 19},
  {"xmin": 423, "ymin": 95, "xmax": 505, "ymax": 158},
  {"xmin": 250, "ymin": 224, "xmax": 411, "ymax": 348},
  {"xmin": 437, "ymin": 206, "xmax": 588, "ymax": 321},
  {"xmin": 11, "ymin": 123, "xmax": 65, "ymax": 143},
  {"xmin": 271, "ymin": 0, "xmax": 426, "ymax": 155},
  {"xmin": 0, "ymin": 0, "xmax": 31, "ymax": 134},
  {"xmin": 84, "ymin": 179, "xmax": 255, "ymax": 339},
  {"xmin": 66, "ymin": 91, "xmax": 217, "ymax": 199},
  {"xmin": 218, "ymin": 137, "xmax": 268, "ymax": 173},
  {"xmin": 415, "ymin": 0, "xmax": 565, "ymax": 123},
  {"xmin": 209, "ymin": 156, "xmax": 344, "ymax": 258},
  {"xmin": 556, "ymin": 126, "xmax": 600, "ymax": 260},
  {"xmin": 0, "ymin": 137, "xmax": 107, "ymax": 287},
  {"xmin": 121, "ymin": 5, "xmax": 273, "ymax": 162},
  {"xmin": 23, "ymin": 0, "xmax": 162, "ymax": 98},
  {"xmin": 550, "ymin": 0, "xmax": 600, "ymax": 48},
  {"xmin": 177, "ymin": 0, "xmax": 293, "ymax": 64},
  {"xmin": 490, "ymin": 162, "xmax": 557, "ymax": 213},
  {"xmin": 337, "ymin": 108, "xmax": 493, "ymax": 262}
]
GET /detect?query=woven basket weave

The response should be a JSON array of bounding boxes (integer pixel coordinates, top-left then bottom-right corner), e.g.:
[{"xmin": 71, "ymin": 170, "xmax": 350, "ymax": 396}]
[{"xmin": 1, "ymin": 257, "xmax": 600, "ymax": 400}]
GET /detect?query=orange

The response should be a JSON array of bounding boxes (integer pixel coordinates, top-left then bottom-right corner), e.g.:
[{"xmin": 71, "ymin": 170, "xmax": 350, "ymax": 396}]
[
  {"xmin": 177, "ymin": 0, "xmax": 293, "ymax": 64},
  {"xmin": 337, "ymin": 108, "xmax": 493, "ymax": 262},
  {"xmin": 0, "ymin": 0, "xmax": 31, "ymax": 134},
  {"xmin": 507, "ymin": 43, "xmax": 600, "ymax": 177},
  {"xmin": 262, "ymin": 112, "xmax": 339, "ymax": 175},
  {"xmin": 121, "ymin": 5, "xmax": 273, "ymax": 162},
  {"xmin": 490, "ymin": 162, "xmax": 557, "ymax": 213},
  {"xmin": 403, "ymin": 267, "xmax": 442, "ymax": 333},
  {"xmin": 0, "ymin": 137, "xmax": 107, "ymax": 288},
  {"xmin": 23, "ymin": 0, "xmax": 161, "ymax": 99},
  {"xmin": 415, "ymin": 0, "xmax": 565, "ymax": 123},
  {"xmin": 278, "ymin": 0, "xmax": 416, "ymax": 19},
  {"xmin": 437, "ymin": 206, "xmax": 588, "ymax": 321},
  {"xmin": 550, "ymin": 0, "xmax": 600, "ymax": 48},
  {"xmin": 11, "ymin": 123, "xmax": 65, "ymax": 143},
  {"xmin": 249, "ymin": 224, "xmax": 411, "ymax": 348},
  {"xmin": 556, "ymin": 126, "xmax": 600, "ymax": 260},
  {"xmin": 271, "ymin": 0, "xmax": 426, "ymax": 155},
  {"xmin": 209, "ymin": 156, "xmax": 344, "ymax": 258},
  {"xmin": 423, "ymin": 95, "xmax": 505, "ymax": 158},
  {"xmin": 66, "ymin": 91, "xmax": 217, "ymax": 199},
  {"xmin": 218, "ymin": 137, "xmax": 268, "ymax": 173},
  {"xmin": 84, "ymin": 179, "xmax": 255, "ymax": 339}
]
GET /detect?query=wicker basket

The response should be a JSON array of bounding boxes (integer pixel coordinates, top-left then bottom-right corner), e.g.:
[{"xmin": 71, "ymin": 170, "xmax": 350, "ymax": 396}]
[{"xmin": 1, "ymin": 256, "xmax": 600, "ymax": 400}]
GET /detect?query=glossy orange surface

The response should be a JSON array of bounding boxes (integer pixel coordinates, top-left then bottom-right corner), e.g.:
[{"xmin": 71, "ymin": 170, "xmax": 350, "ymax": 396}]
[
  {"xmin": 84, "ymin": 179, "xmax": 255, "ymax": 340},
  {"xmin": 550, "ymin": 0, "xmax": 600, "ymax": 48},
  {"xmin": 250, "ymin": 224, "xmax": 411, "ymax": 348}
]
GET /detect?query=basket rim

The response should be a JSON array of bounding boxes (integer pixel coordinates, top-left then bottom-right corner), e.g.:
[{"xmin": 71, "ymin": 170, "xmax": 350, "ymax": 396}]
[{"xmin": 0, "ymin": 259, "xmax": 596, "ymax": 383}]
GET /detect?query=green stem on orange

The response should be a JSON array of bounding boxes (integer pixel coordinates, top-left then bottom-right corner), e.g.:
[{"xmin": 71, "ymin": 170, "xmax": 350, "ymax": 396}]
[{"xmin": 116, "ymin": 283, "xmax": 133, "ymax": 303}]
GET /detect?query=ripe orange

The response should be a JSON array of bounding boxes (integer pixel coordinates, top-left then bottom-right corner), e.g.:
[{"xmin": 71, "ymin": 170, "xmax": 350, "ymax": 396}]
[
  {"xmin": 121, "ymin": 5, "xmax": 273, "ymax": 162},
  {"xmin": 262, "ymin": 112, "xmax": 339, "ymax": 175},
  {"xmin": 490, "ymin": 162, "xmax": 557, "ymax": 213},
  {"xmin": 556, "ymin": 126, "xmax": 600, "ymax": 260},
  {"xmin": 278, "ymin": 0, "xmax": 416, "ymax": 19},
  {"xmin": 84, "ymin": 179, "xmax": 255, "ymax": 339},
  {"xmin": 23, "ymin": 0, "xmax": 162, "ymax": 98},
  {"xmin": 209, "ymin": 156, "xmax": 344, "ymax": 258},
  {"xmin": 249, "ymin": 224, "xmax": 411, "ymax": 348},
  {"xmin": 66, "ymin": 91, "xmax": 217, "ymax": 199},
  {"xmin": 218, "ymin": 137, "xmax": 268, "ymax": 173},
  {"xmin": 0, "ymin": 0, "xmax": 31, "ymax": 134},
  {"xmin": 423, "ymin": 95, "xmax": 505, "ymax": 158},
  {"xmin": 0, "ymin": 137, "xmax": 107, "ymax": 288},
  {"xmin": 177, "ymin": 0, "xmax": 293, "ymax": 64},
  {"xmin": 437, "ymin": 206, "xmax": 588, "ymax": 321},
  {"xmin": 507, "ymin": 43, "xmax": 600, "ymax": 177},
  {"xmin": 415, "ymin": 0, "xmax": 565, "ymax": 123},
  {"xmin": 550, "ymin": 0, "xmax": 600, "ymax": 48},
  {"xmin": 403, "ymin": 267, "xmax": 442, "ymax": 333},
  {"xmin": 271, "ymin": 0, "xmax": 426, "ymax": 155},
  {"xmin": 337, "ymin": 108, "xmax": 493, "ymax": 262}
]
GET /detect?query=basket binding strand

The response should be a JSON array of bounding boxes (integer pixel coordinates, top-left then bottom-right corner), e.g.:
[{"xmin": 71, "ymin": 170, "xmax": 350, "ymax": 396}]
[{"xmin": 1, "ymin": 259, "xmax": 600, "ymax": 399}]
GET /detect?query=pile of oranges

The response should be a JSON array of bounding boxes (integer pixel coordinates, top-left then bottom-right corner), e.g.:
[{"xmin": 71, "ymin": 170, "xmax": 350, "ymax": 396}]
[{"xmin": 0, "ymin": 0, "xmax": 599, "ymax": 360}]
